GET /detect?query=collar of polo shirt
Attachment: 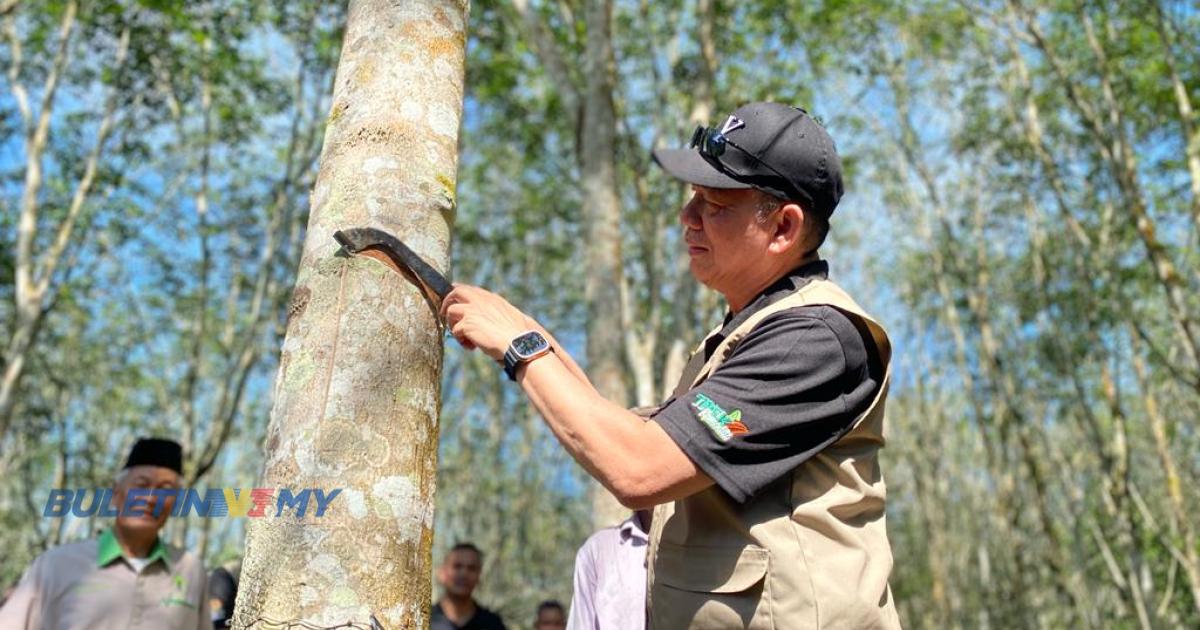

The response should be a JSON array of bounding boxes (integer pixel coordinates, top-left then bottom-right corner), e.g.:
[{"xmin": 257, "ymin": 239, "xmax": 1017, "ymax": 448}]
[{"xmin": 96, "ymin": 528, "xmax": 171, "ymax": 570}]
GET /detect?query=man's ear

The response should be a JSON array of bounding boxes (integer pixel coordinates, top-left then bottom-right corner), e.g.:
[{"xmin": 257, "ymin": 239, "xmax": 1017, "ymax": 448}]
[{"xmin": 767, "ymin": 202, "xmax": 806, "ymax": 254}]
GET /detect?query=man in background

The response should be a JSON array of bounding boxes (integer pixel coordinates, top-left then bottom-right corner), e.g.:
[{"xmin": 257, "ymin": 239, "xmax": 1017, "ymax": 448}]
[
  {"xmin": 431, "ymin": 542, "xmax": 507, "ymax": 630},
  {"xmin": 208, "ymin": 559, "xmax": 241, "ymax": 628},
  {"xmin": 534, "ymin": 600, "xmax": 566, "ymax": 630},
  {"xmin": 567, "ymin": 510, "xmax": 649, "ymax": 630},
  {"xmin": 0, "ymin": 437, "xmax": 209, "ymax": 629}
]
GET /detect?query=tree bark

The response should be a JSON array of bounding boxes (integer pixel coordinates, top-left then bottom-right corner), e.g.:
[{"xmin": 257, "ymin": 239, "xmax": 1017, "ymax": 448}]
[{"xmin": 231, "ymin": 1, "xmax": 467, "ymax": 628}]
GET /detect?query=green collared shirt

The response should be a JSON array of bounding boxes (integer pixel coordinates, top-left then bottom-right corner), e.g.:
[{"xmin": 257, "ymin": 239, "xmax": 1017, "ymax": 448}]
[
  {"xmin": 0, "ymin": 529, "xmax": 208, "ymax": 630},
  {"xmin": 95, "ymin": 528, "xmax": 172, "ymax": 570}
]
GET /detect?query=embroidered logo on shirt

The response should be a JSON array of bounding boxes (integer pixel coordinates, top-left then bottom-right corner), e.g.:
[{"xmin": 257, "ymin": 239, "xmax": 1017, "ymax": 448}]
[
  {"xmin": 690, "ymin": 393, "xmax": 749, "ymax": 442},
  {"xmin": 160, "ymin": 576, "xmax": 195, "ymax": 609}
]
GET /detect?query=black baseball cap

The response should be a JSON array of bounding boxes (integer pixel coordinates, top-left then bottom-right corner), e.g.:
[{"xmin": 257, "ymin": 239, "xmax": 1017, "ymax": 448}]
[
  {"xmin": 652, "ymin": 102, "xmax": 844, "ymax": 217},
  {"xmin": 124, "ymin": 437, "xmax": 184, "ymax": 475}
]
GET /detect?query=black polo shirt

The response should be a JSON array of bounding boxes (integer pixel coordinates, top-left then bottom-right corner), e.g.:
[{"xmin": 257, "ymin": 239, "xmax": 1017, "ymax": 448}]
[
  {"xmin": 430, "ymin": 601, "xmax": 507, "ymax": 630},
  {"xmin": 652, "ymin": 260, "xmax": 883, "ymax": 503}
]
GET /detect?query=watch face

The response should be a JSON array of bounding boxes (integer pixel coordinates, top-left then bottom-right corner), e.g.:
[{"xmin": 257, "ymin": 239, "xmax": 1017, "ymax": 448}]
[{"xmin": 512, "ymin": 331, "xmax": 549, "ymax": 359}]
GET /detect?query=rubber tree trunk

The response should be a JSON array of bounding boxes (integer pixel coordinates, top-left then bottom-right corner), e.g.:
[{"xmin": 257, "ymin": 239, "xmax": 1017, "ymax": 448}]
[
  {"xmin": 579, "ymin": 0, "xmax": 633, "ymax": 530},
  {"xmin": 232, "ymin": 1, "xmax": 467, "ymax": 628}
]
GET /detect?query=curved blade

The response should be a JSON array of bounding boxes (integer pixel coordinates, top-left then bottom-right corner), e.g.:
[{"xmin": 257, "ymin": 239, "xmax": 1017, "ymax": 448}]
[{"xmin": 333, "ymin": 227, "xmax": 452, "ymax": 308}]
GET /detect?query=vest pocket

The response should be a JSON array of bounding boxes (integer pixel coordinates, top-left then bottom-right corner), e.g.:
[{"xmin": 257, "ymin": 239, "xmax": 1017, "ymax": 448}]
[{"xmin": 652, "ymin": 542, "xmax": 772, "ymax": 629}]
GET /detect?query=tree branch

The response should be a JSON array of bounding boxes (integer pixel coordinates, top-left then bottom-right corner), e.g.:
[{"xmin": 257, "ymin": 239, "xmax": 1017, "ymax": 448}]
[
  {"xmin": 34, "ymin": 26, "xmax": 129, "ymax": 298},
  {"xmin": 509, "ymin": 0, "xmax": 580, "ymax": 120}
]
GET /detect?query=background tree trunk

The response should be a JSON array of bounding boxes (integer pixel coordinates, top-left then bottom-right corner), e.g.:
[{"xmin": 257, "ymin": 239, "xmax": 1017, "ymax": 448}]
[
  {"xmin": 0, "ymin": 2, "xmax": 128, "ymax": 442},
  {"xmin": 579, "ymin": 0, "xmax": 633, "ymax": 530},
  {"xmin": 232, "ymin": 1, "xmax": 468, "ymax": 628}
]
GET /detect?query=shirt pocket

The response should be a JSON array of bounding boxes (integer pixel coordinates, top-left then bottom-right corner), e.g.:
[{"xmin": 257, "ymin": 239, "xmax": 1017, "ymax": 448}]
[{"xmin": 652, "ymin": 542, "xmax": 773, "ymax": 630}]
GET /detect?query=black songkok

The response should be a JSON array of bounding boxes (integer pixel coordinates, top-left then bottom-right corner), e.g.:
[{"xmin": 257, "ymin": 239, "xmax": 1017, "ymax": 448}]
[{"xmin": 123, "ymin": 438, "xmax": 183, "ymax": 475}]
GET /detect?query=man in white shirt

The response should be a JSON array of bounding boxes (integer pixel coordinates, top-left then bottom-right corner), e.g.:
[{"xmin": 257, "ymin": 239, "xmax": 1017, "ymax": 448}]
[{"xmin": 567, "ymin": 510, "xmax": 650, "ymax": 630}]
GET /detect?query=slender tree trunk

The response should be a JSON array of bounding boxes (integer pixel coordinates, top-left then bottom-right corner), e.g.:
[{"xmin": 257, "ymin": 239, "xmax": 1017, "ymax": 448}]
[
  {"xmin": 1149, "ymin": 2, "xmax": 1200, "ymax": 235},
  {"xmin": 578, "ymin": 0, "xmax": 633, "ymax": 529},
  {"xmin": 661, "ymin": 0, "xmax": 720, "ymax": 397},
  {"xmin": 1, "ymin": 3, "xmax": 129, "ymax": 442},
  {"xmin": 232, "ymin": 2, "xmax": 468, "ymax": 628},
  {"xmin": 44, "ymin": 396, "xmax": 69, "ymax": 549},
  {"xmin": 905, "ymin": 349, "xmax": 953, "ymax": 626},
  {"xmin": 188, "ymin": 22, "xmax": 331, "ymax": 487},
  {"xmin": 688, "ymin": 0, "xmax": 718, "ymax": 127},
  {"xmin": 1131, "ymin": 344, "xmax": 1200, "ymax": 617},
  {"xmin": 502, "ymin": 0, "xmax": 631, "ymax": 527}
]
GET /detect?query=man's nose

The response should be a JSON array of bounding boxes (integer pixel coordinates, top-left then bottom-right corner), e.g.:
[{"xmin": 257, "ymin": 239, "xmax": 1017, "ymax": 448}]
[{"xmin": 679, "ymin": 195, "xmax": 702, "ymax": 230}]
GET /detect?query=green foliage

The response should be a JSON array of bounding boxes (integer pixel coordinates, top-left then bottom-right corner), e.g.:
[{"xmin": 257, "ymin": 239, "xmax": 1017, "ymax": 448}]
[
  {"xmin": 0, "ymin": 0, "xmax": 342, "ymax": 583},
  {"xmin": 3, "ymin": 1, "xmax": 1199, "ymax": 627}
]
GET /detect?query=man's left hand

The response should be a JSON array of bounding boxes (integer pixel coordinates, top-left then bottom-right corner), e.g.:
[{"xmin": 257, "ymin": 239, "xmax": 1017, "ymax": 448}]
[{"xmin": 440, "ymin": 284, "xmax": 533, "ymax": 362}]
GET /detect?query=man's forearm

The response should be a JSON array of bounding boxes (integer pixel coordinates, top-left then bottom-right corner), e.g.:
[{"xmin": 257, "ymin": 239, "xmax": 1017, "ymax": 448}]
[
  {"xmin": 532, "ymin": 325, "xmax": 592, "ymax": 387},
  {"xmin": 515, "ymin": 352, "xmax": 649, "ymax": 501},
  {"xmin": 439, "ymin": 283, "xmax": 708, "ymax": 504}
]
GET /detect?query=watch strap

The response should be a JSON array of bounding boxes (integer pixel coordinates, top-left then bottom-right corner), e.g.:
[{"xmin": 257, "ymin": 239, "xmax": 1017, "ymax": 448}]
[{"xmin": 503, "ymin": 347, "xmax": 521, "ymax": 381}]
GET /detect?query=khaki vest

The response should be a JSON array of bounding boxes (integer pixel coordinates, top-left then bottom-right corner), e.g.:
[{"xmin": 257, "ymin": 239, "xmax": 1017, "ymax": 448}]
[{"xmin": 644, "ymin": 278, "xmax": 901, "ymax": 629}]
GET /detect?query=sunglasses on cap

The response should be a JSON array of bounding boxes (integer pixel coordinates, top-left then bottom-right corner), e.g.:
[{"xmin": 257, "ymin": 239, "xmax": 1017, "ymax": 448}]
[{"xmin": 689, "ymin": 125, "xmax": 809, "ymax": 205}]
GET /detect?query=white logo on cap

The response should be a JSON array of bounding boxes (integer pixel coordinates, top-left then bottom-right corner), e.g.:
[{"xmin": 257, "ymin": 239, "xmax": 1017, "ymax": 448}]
[{"xmin": 720, "ymin": 115, "xmax": 745, "ymax": 135}]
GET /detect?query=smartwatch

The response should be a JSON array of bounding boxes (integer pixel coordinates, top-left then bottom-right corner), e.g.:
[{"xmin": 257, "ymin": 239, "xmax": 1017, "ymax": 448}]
[{"xmin": 503, "ymin": 330, "xmax": 554, "ymax": 381}]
